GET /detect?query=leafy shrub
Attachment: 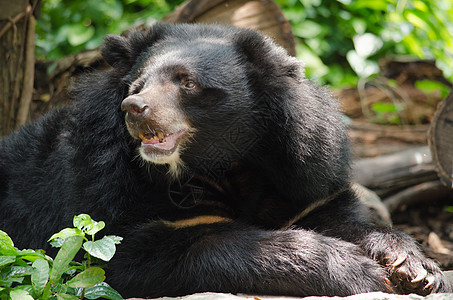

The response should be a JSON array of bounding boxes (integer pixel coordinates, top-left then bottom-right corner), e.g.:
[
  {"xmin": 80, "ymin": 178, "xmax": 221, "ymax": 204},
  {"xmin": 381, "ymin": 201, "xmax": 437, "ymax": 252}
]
[
  {"xmin": 35, "ymin": 0, "xmax": 184, "ymax": 60},
  {"xmin": 275, "ymin": 0, "xmax": 453, "ymax": 86},
  {"xmin": 35, "ymin": 0, "xmax": 453, "ymax": 88},
  {"xmin": 0, "ymin": 214, "xmax": 122, "ymax": 300}
]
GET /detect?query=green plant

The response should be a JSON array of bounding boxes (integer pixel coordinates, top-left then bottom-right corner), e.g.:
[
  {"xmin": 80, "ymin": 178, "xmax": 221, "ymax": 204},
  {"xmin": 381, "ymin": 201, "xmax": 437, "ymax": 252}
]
[
  {"xmin": 35, "ymin": 0, "xmax": 453, "ymax": 88},
  {"xmin": 0, "ymin": 214, "xmax": 122, "ymax": 300},
  {"xmin": 276, "ymin": 0, "xmax": 453, "ymax": 86},
  {"xmin": 35, "ymin": 0, "xmax": 184, "ymax": 60},
  {"xmin": 414, "ymin": 79, "xmax": 451, "ymax": 100},
  {"xmin": 371, "ymin": 101, "xmax": 404, "ymax": 124}
]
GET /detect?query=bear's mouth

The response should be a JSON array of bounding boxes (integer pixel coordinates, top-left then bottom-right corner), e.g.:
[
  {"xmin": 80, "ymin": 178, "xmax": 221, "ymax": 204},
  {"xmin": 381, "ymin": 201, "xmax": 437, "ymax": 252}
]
[{"xmin": 138, "ymin": 129, "xmax": 187, "ymax": 156}]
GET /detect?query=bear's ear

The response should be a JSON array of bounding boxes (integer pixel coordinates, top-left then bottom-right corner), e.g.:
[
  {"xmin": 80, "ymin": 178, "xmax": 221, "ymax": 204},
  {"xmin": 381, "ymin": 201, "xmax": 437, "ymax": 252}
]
[
  {"xmin": 101, "ymin": 34, "xmax": 133, "ymax": 68},
  {"xmin": 101, "ymin": 24, "xmax": 167, "ymax": 69},
  {"xmin": 233, "ymin": 30, "xmax": 304, "ymax": 80}
]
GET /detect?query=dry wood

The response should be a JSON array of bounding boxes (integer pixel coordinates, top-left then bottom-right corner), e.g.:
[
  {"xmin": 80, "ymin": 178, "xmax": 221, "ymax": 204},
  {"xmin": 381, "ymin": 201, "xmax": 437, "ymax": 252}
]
[
  {"xmin": 379, "ymin": 57, "xmax": 452, "ymax": 87},
  {"xmin": 0, "ymin": 3, "xmax": 30, "ymax": 38},
  {"xmin": 15, "ymin": 13, "xmax": 35, "ymax": 128},
  {"xmin": 349, "ymin": 121, "xmax": 429, "ymax": 158},
  {"xmin": 163, "ymin": 0, "xmax": 296, "ymax": 56},
  {"xmin": 428, "ymin": 232, "xmax": 451, "ymax": 255},
  {"xmin": 383, "ymin": 180, "xmax": 452, "ymax": 214},
  {"xmin": 429, "ymin": 91, "xmax": 453, "ymax": 188},
  {"xmin": 337, "ymin": 84, "xmax": 444, "ymax": 125},
  {"xmin": 352, "ymin": 146, "xmax": 439, "ymax": 197},
  {"xmin": 0, "ymin": 0, "xmax": 28, "ymax": 19},
  {"xmin": 0, "ymin": 1, "xmax": 29, "ymax": 136}
]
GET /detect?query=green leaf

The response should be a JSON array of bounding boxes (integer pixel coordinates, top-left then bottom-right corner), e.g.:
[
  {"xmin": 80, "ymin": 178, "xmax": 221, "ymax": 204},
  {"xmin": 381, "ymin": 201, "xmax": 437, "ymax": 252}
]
[
  {"xmin": 292, "ymin": 20, "xmax": 324, "ymax": 39},
  {"xmin": 405, "ymin": 10, "xmax": 436, "ymax": 35},
  {"xmin": 80, "ymin": 282, "xmax": 123, "ymax": 300},
  {"xmin": 64, "ymin": 265, "xmax": 84, "ymax": 276},
  {"xmin": 31, "ymin": 258, "xmax": 49, "ymax": 297},
  {"xmin": 402, "ymin": 34, "xmax": 424, "ymax": 58},
  {"xmin": 67, "ymin": 267, "xmax": 105, "ymax": 288},
  {"xmin": 371, "ymin": 102, "xmax": 403, "ymax": 125},
  {"xmin": 387, "ymin": 79, "xmax": 398, "ymax": 88},
  {"xmin": 90, "ymin": 0, "xmax": 124, "ymax": 20},
  {"xmin": 88, "ymin": 221, "xmax": 105, "ymax": 236},
  {"xmin": 43, "ymin": 236, "xmax": 83, "ymax": 299},
  {"xmin": 353, "ymin": 33, "xmax": 383, "ymax": 57},
  {"xmin": 11, "ymin": 285, "xmax": 34, "ymax": 297},
  {"xmin": 17, "ymin": 249, "xmax": 47, "ymax": 260},
  {"xmin": 50, "ymin": 238, "xmax": 68, "ymax": 248},
  {"xmin": 0, "ymin": 231, "xmax": 17, "ymax": 255},
  {"xmin": 73, "ymin": 214, "xmax": 105, "ymax": 236},
  {"xmin": 105, "ymin": 236, "xmax": 123, "ymax": 245},
  {"xmin": 346, "ymin": 50, "xmax": 379, "ymax": 78},
  {"xmin": 56, "ymin": 293, "xmax": 80, "ymax": 300},
  {"xmin": 0, "ymin": 256, "xmax": 16, "ymax": 268},
  {"xmin": 1, "ymin": 266, "xmax": 34, "ymax": 279},
  {"xmin": 83, "ymin": 236, "xmax": 117, "ymax": 262},
  {"xmin": 0, "ymin": 278, "xmax": 14, "ymax": 287},
  {"xmin": 296, "ymin": 43, "xmax": 329, "ymax": 79},
  {"xmin": 65, "ymin": 24, "xmax": 95, "ymax": 46},
  {"xmin": 350, "ymin": 0, "xmax": 388, "ymax": 10},
  {"xmin": 372, "ymin": 102, "xmax": 402, "ymax": 113},
  {"xmin": 0, "ymin": 231, "xmax": 14, "ymax": 248},
  {"xmin": 52, "ymin": 282, "xmax": 69, "ymax": 295},
  {"xmin": 0, "ymin": 275, "xmax": 25, "ymax": 286},
  {"xmin": 50, "ymin": 236, "xmax": 83, "ymax": 281},
  {"xmin": 48, "ymin": 228, "xmax": 84, "ymax": 243},
  {"xmin": 10, "ymin": 289, "xmax": 34, "ymax": 300},
  {"xmin": 415, "ymin": 80, "xmax": 451, "ymax": 99}
]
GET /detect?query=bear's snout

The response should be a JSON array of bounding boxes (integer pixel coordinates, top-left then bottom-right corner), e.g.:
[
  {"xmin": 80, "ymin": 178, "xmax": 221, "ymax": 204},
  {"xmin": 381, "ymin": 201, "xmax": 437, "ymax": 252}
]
[{"xmin": 122, "ymin": 95, "xmax": 149, "ymax": 120}]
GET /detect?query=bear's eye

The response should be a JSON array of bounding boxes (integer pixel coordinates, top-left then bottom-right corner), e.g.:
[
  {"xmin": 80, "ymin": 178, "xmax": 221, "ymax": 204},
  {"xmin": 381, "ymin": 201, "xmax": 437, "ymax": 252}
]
[{"xmin": 182, "ymin": 80, "xmax": 197, "ymax": 91}]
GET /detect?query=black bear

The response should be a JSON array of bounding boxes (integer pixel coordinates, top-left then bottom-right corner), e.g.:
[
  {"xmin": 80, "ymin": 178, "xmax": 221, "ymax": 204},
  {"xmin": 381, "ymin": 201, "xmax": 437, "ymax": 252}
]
[{"xmin": 0, "ymin": 23, "xmax": 451, "ymax": 298}]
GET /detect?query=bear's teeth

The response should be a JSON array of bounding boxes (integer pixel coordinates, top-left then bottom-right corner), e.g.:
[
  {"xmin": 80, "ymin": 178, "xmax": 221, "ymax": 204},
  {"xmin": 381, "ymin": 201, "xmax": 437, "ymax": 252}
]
[
  {"xmin": 139, "ymin": 132, "xmax": 149, "ymax": 141},
  {"xmin": 157, "ymin": 132, "xmax": 165, "ymax": 142},
  {"xmin": 139, "ymin": 132, "xmax": 167, "ymax": 143}
]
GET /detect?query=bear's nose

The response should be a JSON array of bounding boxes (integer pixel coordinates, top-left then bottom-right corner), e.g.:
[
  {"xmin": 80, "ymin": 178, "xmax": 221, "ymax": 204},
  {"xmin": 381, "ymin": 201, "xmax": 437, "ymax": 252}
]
[{"xmin": 121, "ymin": 95, "xmax": 149, "ymax": 118}]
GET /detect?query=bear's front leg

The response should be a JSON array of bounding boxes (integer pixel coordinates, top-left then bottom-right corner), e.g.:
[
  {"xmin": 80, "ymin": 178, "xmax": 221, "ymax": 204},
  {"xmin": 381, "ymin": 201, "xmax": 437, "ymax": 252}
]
[
  {"xmin": 295, "ymin": 188, "xmax": 453, "ymax": 295},
  {"xmin": 107, "ymin": 218, "xmax": 389, "ymax": 298}
]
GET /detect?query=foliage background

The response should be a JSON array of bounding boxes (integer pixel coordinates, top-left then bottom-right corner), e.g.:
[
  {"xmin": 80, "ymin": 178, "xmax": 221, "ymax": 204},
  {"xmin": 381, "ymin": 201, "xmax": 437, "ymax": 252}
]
[
  {"xmin": 35, "ymin": 0, "xmax": 184, "ymax": 59},
  {"xmin": 36, "ymin": 0, "xmax": 453, "ymax": 88}
]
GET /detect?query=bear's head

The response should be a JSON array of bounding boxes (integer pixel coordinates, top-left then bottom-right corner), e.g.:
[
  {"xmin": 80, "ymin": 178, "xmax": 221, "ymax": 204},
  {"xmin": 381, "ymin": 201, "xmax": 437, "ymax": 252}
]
[
  {"xmin": 101, "ymin": 23, "xmax": 305, "ymax": 180},
  {"xmin": 101, "ymin": 23, "xmax": 349, "ymax": 207}
]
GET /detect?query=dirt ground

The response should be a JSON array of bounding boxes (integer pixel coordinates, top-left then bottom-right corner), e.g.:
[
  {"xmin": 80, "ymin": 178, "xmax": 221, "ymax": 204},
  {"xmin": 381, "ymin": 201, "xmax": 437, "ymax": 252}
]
[
  {"xmin": 334, "ymin": 59, "xmax": 453, "ymax": 272},
  {"xmin": 392, "ymin": 196, "xmax": 453, "ymax": 270}
]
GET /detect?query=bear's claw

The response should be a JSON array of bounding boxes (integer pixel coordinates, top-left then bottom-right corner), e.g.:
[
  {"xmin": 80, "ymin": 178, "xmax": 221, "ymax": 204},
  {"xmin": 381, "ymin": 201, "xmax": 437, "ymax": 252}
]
[
  {"xmin": 392, "ymin": 255, "xmax": 406, "ymax": 267},
  {"xmin": 385, "ymin": 250, "xmax": 451, "ymax": 295}
]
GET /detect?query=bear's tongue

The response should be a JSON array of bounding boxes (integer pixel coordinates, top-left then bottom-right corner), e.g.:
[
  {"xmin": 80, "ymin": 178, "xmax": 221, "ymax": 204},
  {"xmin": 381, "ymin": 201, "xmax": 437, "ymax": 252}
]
[{"xmin": 138, "ymin": 130, "xmax": 185, "ymax": 151}]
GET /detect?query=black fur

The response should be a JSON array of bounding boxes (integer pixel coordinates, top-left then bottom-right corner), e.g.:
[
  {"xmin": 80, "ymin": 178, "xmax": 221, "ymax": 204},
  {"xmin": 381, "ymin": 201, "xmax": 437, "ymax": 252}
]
[{"xmin": 0, "ymin": 23, "xmax": 451, "ymax": 297}]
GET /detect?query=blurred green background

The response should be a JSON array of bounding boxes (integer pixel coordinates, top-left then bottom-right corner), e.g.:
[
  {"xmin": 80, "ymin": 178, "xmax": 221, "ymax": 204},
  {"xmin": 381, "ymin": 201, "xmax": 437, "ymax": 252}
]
[{"xmin": 36, "ymin": 0, "xmax": 453, "ymax": 88}]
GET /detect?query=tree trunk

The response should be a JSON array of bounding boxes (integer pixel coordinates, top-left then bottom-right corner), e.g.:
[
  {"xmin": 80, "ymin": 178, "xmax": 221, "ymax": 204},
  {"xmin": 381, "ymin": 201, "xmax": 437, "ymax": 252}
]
[
  {"xmin": 0, "ymin": 0, "xmax": 38, "ymax": 137},
  {"xmin": 429, "ymin": 90, "xmax": 453, "ymax": 188}
]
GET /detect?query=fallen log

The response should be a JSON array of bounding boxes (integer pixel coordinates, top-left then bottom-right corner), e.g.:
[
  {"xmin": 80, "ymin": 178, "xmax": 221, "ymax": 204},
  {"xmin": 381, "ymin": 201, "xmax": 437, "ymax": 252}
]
[
  {"xmin": 383, "ymin": 180, "xmax": 452, "ymax": 214},
  {"xmin": 352, "ymin": 146, "xmax": 439, "ymax": 197},
  {"xmin": 349, "ymin": 121, "xmax": 429, "ymax": 158}
]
